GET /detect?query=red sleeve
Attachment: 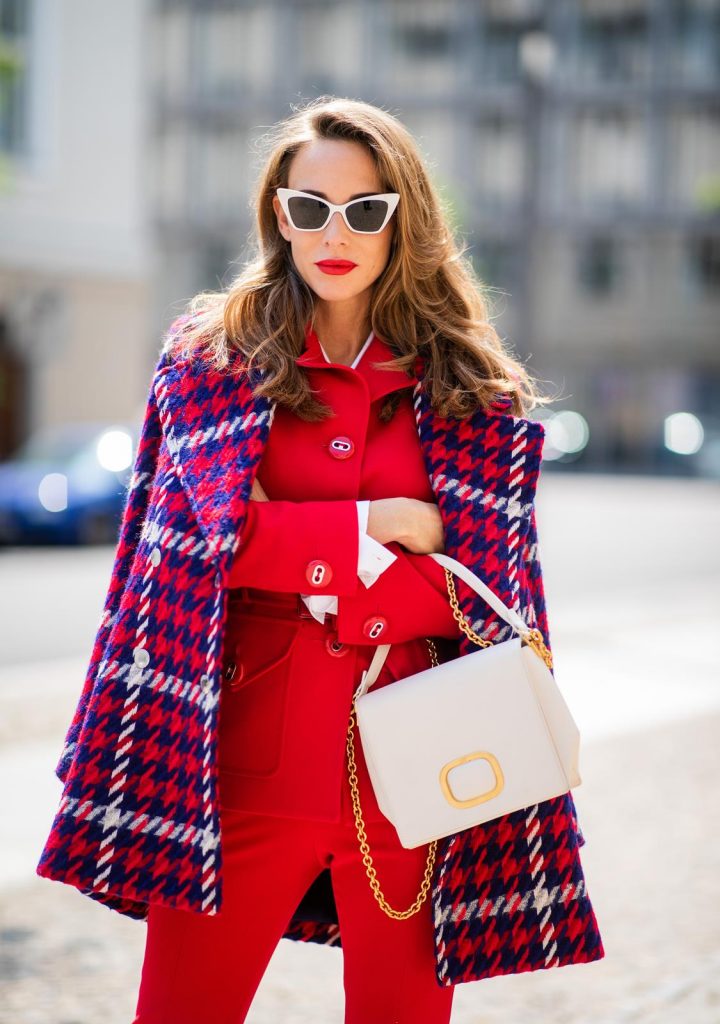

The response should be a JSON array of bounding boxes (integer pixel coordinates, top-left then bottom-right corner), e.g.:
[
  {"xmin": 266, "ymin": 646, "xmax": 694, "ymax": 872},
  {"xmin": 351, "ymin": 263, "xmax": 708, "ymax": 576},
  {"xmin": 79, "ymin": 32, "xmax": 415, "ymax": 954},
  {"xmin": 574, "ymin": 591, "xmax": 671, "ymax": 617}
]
[
  {"xmin": 335, "ymin": 542, "xmax": 460, "ymax": 644},
  {"xmin": 226, "ymin": 499, "xmax": 361, "ymax": 596}
]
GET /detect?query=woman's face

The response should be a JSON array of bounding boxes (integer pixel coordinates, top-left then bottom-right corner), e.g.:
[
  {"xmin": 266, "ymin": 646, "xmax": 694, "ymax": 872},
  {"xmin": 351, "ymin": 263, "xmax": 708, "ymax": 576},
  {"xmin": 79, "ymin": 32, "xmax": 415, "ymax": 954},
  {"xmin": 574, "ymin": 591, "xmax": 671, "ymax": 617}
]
[{"xmin": 272, "ymin": 138, "xmax": 396, "ymax": 308}]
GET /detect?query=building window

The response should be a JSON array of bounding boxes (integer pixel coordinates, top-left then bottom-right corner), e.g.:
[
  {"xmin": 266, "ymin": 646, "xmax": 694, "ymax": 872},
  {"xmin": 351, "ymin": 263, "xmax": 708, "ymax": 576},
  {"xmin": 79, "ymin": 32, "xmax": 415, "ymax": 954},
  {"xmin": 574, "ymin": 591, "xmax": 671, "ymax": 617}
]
[
  {"xmin": 576, "ymin": 2, "xmax": 650, "ymax": 84},
  {"xmin": 667, "ymin": 0, "xmax": 720, "ymax": 85},
  {"xmin": 477, "ymin": 0, "xmax": 544, "ymax": 83},
  {"xmin": 685, "ymin": 234, "xmax": 720, "ymax": 296},
  {"xmin": 571, "ymin": 107, "xmax": 648, "ymax": 209},
  {"xmin": 475, "ymin": 114, "xmax": 525, "ymax": 206},
  {"xmin": 195, "ymin": 126, "xmax": 252, "ymax": 224},
  {"xmin": 480, "ymin": 21, "xmax": 525, "ymax": 84},
  {"xmin": 668, "ymin": 106, "xmax": 720, "ymax": 212},
  {"xmin": 389, "ymin": 1, "xmax": 458, "ymax": 91},
  {"xmin": 200, "ymin": 240, "xmax": 236, "ymax": 292},
  {"xmin": 472, "ymin": 237, "xmax": 518, "ymax": 292},
  {"xmin": 577, "ymin": 235, "xmax": 621, "ymax": 296},
  {"xmin": 395, "ymin": 21, "xmax": 454, "ymax": 60},
  {"xmin": 0, "ymin": 0, "xmax": 31, "ymax": 155},
  {"xmin": 298, "ymin": 3, "xmax": 364, "ymax": 86}
]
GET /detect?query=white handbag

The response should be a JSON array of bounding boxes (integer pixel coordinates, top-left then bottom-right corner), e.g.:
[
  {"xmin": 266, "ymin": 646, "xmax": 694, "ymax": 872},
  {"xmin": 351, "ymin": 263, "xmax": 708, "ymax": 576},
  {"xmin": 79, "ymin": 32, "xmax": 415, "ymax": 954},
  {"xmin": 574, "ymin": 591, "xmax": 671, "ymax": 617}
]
[{"xmin": 345, "ymin": 552, "xmax": 582, "ymax": 920}]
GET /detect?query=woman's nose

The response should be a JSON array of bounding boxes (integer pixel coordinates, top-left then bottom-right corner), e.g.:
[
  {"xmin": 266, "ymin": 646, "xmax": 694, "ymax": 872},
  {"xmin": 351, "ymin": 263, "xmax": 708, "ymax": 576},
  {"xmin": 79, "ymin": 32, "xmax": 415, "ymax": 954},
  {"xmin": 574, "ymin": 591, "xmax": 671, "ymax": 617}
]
[{"xmin": 323, "ymin": 210, "xmax": 349, "ymax": 240}]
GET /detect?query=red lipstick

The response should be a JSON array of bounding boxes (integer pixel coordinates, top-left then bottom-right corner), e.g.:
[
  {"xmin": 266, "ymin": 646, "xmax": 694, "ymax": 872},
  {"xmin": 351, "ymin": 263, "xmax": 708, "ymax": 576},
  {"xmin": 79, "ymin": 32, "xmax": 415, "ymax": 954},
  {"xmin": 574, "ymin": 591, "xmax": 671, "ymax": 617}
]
[{"xmin": 315, "ymin": 260, "xmax": 357, "ymax": 275}]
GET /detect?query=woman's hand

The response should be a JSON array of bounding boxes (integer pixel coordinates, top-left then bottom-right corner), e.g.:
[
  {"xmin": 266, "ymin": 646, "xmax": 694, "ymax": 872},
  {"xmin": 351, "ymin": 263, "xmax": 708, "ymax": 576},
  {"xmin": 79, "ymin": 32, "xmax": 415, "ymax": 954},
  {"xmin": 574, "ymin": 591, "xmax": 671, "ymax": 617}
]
[
  {"xmin": 368, "ymin": 498, "xmax": 445, "ymax": 555},
  {"xmin": 250, "ymin": 484, "xmax": 445, "ymax": 555}
]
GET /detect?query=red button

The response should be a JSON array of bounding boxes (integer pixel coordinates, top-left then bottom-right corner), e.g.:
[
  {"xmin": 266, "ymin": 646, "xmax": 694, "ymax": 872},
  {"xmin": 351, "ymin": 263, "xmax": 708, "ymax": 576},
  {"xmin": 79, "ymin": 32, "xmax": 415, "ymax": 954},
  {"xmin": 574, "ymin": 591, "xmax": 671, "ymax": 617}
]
[
  {"xmin": 362, "ymin": 616, "xmax": 388, "ymax": 640},
  {"xmin": 224, "ymin": 661, "xmax": 245, "ymax": 690},
  {"xmin": 305, "ymin": 559, "xmax": 333, "ymax": 588},
  {"xmin": 325, "ymin": 634, "xmax": 349, "ymax": 657},
  {"xmin": 328, "ymin": 436, "xmax": 355, "ymax": 460}
]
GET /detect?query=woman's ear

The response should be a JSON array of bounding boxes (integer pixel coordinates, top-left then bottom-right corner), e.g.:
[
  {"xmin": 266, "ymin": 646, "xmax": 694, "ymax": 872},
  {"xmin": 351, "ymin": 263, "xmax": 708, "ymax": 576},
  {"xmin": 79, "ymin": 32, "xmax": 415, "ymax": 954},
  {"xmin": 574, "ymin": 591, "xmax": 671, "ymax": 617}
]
[{"xmin": 272, "ymin": 194, "xmax": 291, "ymax": 242}]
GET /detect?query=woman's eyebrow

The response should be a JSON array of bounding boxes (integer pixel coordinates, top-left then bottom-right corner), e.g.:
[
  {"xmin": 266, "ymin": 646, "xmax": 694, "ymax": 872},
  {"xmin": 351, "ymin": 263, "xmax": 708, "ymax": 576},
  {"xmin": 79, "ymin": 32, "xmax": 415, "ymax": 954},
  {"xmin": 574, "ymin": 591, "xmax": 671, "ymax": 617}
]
[{"xmin": 299, "ymin": 189, "xmax": 379, "ymax": 200}]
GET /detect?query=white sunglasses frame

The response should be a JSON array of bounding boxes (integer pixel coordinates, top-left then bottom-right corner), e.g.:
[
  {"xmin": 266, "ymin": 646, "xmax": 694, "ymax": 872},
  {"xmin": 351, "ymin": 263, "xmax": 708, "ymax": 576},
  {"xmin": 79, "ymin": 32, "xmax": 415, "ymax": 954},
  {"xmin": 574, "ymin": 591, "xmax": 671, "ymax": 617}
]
[{"xmin": 276, "ymin": 187, "xmax": 400, "ymax": 234}]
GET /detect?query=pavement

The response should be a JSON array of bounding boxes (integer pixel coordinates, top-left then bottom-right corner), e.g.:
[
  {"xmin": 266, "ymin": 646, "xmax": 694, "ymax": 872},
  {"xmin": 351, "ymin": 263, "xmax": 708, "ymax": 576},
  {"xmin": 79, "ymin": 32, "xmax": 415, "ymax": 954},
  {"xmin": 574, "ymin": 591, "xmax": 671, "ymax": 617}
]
[{"xmin": 1, "ymin": 472, "xmax": 719, "ymax": 1023}]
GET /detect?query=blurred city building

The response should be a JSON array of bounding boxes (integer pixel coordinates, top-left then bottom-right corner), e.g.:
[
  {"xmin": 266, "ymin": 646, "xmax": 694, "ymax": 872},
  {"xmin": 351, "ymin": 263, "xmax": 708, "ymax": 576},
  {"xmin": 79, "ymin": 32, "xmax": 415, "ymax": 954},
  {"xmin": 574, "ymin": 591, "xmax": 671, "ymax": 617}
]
[
  {"xmin": 0, "ymin": 0, "xmax": 152, "ymax": 459},
  {"xmin": 1, "ymin": 0, "xmax": 719, "ymax": 475}
]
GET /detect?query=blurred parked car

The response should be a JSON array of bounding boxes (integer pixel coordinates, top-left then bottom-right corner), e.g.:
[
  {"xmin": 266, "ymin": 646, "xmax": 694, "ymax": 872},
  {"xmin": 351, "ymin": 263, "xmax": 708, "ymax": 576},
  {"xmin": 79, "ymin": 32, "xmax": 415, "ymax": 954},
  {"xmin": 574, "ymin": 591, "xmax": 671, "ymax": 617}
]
[{"xmin": 0, "ymin": 420, "xmax": 138, "ymax": 545}]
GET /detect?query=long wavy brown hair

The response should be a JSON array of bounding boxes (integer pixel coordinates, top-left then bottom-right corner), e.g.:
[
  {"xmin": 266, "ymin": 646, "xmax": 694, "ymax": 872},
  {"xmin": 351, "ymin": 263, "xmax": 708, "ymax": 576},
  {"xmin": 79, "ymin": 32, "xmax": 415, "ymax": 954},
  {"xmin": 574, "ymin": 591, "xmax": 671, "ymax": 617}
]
[{"xmin": 166, "ymin": 96, "xmax": 552, "ymax": 422}]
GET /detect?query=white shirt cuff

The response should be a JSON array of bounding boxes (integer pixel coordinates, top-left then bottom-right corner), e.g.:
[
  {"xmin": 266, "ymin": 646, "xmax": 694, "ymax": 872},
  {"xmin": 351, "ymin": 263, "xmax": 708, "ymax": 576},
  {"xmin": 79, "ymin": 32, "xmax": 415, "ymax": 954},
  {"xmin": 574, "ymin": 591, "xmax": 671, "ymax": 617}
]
[
  {"xmin": 356, "ymin": 500, "xmax": 397, "ymax": 588},
  {"xmin": 299, "ymin": 501, "xmax": 397, "ymax": 623},
  {"xmin": 299, "ymin": 592, "xmax": 338, "ymax": 624}
]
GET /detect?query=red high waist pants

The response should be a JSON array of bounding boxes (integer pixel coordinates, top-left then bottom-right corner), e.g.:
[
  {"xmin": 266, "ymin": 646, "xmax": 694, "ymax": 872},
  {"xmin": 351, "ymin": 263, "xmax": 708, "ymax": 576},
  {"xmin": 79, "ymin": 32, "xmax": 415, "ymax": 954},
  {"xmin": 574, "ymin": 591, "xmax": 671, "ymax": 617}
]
[
  {"xmin": 133, "ymin": 589, "xmax": 456, "ymax": 1024},
  {"xmin": 133, "ymin": 804, "xmax": 454, "ymax": 1024}
]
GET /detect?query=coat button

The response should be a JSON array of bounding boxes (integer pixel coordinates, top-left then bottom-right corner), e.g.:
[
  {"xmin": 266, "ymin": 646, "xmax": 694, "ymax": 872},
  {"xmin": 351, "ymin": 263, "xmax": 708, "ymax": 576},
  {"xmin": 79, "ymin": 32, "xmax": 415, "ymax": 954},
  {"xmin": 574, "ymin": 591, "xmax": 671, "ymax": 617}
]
[
  {"xmin": 305, "ymin": 559, "xmax": 333, "ymax": 588},
  {"xmin": 133, "ymin": 646, "xmax": 150, "ymax": 668},
  {"xmin": 149, "ymin": 547, "xmax": 161, "ymax": 566},
  {"xmin": 200, "ymin": 674, "xmax": 212, "ymax": 693},
  {"xmin": 225, "ymin": 661, "xmax": 245, "ymax": 689},
  {"xmin": 325, "ymin": 634, "xmax": 349, "ymax": 657},
  {"xmin": 362, "ymin": 616, "xmax": 388, "ymax": 640},
  {"xmin": 328, "ymin": 436, "xmax": 355, "ymax": 460}
]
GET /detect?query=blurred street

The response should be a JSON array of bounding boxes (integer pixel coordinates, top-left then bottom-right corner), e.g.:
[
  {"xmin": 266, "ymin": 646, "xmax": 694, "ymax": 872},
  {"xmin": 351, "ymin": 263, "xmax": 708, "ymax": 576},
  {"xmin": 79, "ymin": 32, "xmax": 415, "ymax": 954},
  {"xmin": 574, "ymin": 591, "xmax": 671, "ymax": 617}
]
[{"xmin": 1, "ymin": 471, "xmax": 719, "ymax": 1024}]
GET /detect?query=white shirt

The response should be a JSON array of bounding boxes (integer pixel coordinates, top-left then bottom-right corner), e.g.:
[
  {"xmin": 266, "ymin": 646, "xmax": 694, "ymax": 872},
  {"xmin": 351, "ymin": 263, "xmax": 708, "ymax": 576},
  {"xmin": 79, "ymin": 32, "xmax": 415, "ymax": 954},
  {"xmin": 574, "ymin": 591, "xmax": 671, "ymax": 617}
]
[{"xmin": 299, "ymin": 329, "xmax": 398, "ymax": 623}]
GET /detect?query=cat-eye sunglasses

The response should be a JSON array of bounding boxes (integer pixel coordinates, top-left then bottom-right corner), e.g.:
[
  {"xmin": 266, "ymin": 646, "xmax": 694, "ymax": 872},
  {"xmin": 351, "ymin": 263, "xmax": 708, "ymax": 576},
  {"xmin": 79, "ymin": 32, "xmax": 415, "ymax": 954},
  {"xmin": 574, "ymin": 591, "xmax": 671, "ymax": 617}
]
[{"xmin": 276, "ymin": 187, "xmax": 400, "ymax": 235}]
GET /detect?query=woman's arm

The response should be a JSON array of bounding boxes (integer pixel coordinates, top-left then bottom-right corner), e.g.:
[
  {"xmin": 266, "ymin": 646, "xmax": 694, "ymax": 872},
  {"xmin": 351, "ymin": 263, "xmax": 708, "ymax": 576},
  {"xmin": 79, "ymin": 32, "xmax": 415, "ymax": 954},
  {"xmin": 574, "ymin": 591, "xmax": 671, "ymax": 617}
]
[
  {"xmin": 228, "ymin": 483, "xmax": 400, "ymax": 597},
  {"xmin": 228, "ymin": 485, "xmax": 458, "ymax": 641},
  {"xmin": 335, "ymin": 543, "xmax": 460, "ymax": 644},
  {"xmin": 226, "ymin": 497, "xmax": 362, "ymax": 595},
  {"xmin": 336, "ymin": 495, "xmax": 459, "ymax": 643}
]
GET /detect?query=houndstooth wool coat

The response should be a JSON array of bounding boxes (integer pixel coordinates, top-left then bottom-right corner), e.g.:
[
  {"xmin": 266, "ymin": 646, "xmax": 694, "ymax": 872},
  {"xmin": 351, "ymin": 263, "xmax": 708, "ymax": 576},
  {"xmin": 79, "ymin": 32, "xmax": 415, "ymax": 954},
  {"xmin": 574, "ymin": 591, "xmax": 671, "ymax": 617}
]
[{"xmin": 36, "ymin": 314, "xmax": 605, "ymax": 986}]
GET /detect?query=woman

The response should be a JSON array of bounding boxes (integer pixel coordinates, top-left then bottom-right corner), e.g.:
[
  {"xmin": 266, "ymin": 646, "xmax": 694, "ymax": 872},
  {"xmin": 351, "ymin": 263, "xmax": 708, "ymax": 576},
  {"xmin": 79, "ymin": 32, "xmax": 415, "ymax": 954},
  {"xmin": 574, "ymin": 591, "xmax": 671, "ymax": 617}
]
[{"xmin": 37, "ymin": 97, "xmax": 604, "ymax": 1023}]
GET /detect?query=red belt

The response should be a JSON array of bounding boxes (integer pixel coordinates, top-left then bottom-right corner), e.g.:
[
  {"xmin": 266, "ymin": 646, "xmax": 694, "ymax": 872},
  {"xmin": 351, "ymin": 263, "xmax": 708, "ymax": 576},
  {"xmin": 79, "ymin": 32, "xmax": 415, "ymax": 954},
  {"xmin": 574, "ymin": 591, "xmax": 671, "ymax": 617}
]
[{"xmin": 226, "ymin": 586, "xmax": 331, "ymax": 623}]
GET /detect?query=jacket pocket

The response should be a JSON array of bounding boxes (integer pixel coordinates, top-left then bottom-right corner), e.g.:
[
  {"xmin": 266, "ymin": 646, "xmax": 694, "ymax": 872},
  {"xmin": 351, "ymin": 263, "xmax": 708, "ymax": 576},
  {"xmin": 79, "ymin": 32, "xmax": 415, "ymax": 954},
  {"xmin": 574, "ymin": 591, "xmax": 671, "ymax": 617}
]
[{"xmin": 217, "ymin": 613, "xmax": 300, "ymax": 778}]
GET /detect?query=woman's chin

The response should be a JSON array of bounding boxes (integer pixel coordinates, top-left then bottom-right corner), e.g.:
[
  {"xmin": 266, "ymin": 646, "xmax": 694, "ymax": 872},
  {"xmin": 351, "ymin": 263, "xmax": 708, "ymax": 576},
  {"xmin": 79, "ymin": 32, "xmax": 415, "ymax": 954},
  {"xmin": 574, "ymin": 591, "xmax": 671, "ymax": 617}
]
[
  {"xmin": 307, "ymin": 280, "xmax": 361, "ymax": 303},
  {"xmin": 310, "ymin": 274, "xmax": 378, "ymax": 304}
]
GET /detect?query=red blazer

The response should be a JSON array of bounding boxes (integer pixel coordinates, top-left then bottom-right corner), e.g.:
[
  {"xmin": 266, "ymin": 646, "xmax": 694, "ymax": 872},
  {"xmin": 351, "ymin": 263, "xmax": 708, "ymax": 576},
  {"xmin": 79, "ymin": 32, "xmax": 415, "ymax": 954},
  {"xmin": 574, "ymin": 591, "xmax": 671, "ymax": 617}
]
[{"xmin": 218, "ymin": 323, "xmax": 460, "ymax": 821}]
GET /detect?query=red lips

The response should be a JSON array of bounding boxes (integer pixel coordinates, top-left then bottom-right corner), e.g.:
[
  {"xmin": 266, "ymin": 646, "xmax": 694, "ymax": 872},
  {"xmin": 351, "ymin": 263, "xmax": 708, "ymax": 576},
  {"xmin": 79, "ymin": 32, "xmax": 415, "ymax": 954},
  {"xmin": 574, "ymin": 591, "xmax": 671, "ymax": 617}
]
[{"xmin": 315, "ymin": 259, "xmax": 357, "ymax": 276}]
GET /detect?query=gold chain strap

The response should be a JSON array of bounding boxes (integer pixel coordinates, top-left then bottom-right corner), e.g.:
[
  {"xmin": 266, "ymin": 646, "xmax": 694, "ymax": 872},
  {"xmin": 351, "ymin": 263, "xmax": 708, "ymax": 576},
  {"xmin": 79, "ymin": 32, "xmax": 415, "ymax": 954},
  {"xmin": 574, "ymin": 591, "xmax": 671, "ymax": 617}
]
[
  {"xmin": 346, "ymin": 636, "xmax": 439, "ymax": 920},
  {"xmin": 444, "ymin": 567, "xmax": 553, "ymax": 670},
  {"xmin": 443, "ymin": 567, "xmax": 495, "ymax": 649},
  {"xmin": 345, "ymin": 566, "xmax": 554, "ymax": 920}
]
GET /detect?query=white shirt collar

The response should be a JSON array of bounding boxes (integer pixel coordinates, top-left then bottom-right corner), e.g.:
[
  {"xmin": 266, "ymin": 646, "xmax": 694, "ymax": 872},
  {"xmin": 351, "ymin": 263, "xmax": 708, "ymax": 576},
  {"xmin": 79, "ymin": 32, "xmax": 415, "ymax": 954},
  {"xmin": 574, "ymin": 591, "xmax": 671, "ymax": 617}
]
[{"xmin": 317, "ymin": 328, "xmax": 375, "ymax": 369}]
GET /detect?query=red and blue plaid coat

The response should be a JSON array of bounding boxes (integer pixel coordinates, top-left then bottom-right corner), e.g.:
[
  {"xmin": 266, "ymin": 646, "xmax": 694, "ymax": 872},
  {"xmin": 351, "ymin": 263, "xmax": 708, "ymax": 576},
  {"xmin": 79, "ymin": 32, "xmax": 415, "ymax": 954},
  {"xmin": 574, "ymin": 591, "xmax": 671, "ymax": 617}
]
[{"xmin": 36, "ymin": 315, "xmax": 605, "ymax": 986}]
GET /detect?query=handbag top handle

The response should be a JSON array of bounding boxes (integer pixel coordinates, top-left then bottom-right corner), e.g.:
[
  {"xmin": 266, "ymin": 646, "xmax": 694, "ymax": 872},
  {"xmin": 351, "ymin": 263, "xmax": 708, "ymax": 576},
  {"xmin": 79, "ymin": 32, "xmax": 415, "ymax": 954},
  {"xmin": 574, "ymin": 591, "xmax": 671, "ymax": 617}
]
[{"xmin": 356, "ymin": 552, "xmax": 536, "ymax": 698}]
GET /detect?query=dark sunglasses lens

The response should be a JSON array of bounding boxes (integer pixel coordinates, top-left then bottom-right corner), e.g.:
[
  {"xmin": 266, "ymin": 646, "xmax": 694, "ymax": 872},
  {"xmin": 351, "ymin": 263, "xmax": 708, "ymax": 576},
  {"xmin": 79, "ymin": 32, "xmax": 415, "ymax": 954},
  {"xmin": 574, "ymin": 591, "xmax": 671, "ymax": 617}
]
[
  {"xmin": 346, "ymin": 198, "xmax": 389, "ymax": 232},
  {"xmin": 287, "ymin": 195, "xmax": 329, "ymax": 229}
]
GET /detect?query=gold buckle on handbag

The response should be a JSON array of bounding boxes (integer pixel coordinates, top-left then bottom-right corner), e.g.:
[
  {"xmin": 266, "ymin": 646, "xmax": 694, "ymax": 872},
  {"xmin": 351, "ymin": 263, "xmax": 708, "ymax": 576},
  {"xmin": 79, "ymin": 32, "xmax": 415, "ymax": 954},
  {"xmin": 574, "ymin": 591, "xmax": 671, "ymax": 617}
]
[{"xmin": 439, "ymin": 751, "xmax": 505, "ymax": 808}]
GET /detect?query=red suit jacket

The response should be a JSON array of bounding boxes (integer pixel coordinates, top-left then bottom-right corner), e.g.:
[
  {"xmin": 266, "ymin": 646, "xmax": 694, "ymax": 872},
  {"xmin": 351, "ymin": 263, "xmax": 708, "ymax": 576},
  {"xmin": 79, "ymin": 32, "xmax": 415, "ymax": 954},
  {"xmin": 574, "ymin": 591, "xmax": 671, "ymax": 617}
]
[{"xmin": 218, "ymin": 323, "xmax": 460, "ymax": 821}]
